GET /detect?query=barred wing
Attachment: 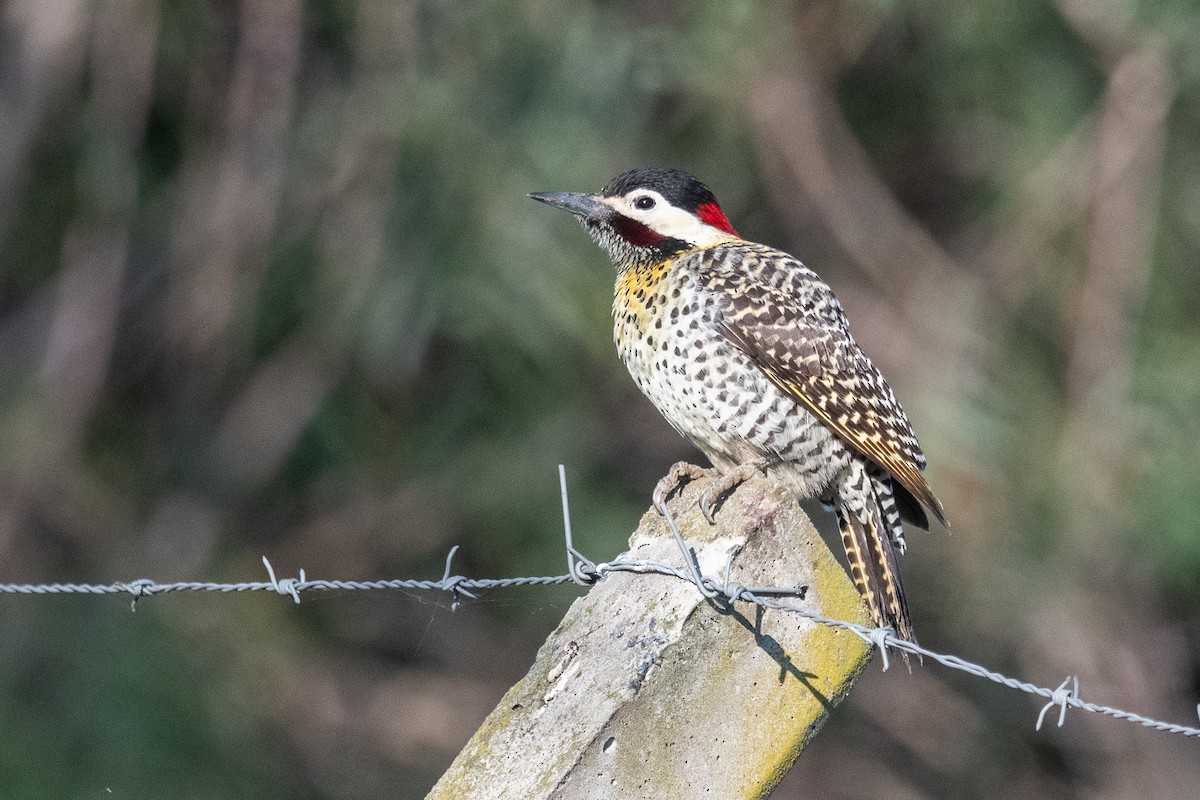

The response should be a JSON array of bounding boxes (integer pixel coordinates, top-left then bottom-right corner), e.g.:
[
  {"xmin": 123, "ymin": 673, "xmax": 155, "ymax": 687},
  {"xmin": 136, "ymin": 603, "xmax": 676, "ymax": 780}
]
[{"xmin": 698, "ymin": 248, "xmax": 948, "ymax": 526}]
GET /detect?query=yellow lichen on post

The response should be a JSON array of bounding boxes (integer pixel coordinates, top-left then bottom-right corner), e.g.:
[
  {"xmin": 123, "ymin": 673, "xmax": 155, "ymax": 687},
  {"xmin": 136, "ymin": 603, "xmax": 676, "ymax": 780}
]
[
  {"xmin": 427, "ymin": 474, "xmax": 873, "ymax": 800},
  {"xmin": 732, "ymin": 498, "xmax": 874, "ymax": 798}
]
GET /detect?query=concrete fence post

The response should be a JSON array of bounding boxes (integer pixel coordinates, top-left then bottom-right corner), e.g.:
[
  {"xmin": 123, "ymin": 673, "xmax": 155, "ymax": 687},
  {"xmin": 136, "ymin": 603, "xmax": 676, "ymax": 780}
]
[{"xmin": 427, "ymin": 473, "xmax": 873, "ymax": 799}]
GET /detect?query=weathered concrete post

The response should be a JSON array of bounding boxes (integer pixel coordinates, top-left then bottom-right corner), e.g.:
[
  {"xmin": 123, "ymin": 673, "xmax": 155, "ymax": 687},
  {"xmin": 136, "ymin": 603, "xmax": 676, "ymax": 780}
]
[{"xmin": 427, "ymin": 473, "xmax": 872, "ymax": 799}]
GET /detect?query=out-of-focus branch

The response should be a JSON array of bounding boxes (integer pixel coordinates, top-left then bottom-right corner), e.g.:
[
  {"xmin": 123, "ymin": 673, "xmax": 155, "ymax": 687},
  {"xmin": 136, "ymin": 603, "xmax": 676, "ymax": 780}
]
[
  {"xmin": 316, "ymin": 2, "xmax": 418, "ymax": 354},
  {"xmin": 749, "ymin": 68, "xmax": 958, "ymax": 292},
  {"xmin": 38, "ymin": 0, "xmax": 161, "ymax": 461},
  {"xmin": 213, "ymin": 336, "xmax": 341, "ymax": 488},
  {"xmin": 1065, "ymin": 43, "xmax": 1169, "ymax": 414},
  {"xmin": 168, "ymin": 0, "xmax": 302, "ymax": 359},
  {"xmin": 0, "ymin": 0, "xmax": 90, "ymax": 252},
  {"xmin": 976, "ymin": 114, "xmax": 1096, "ymax": 308},
  {"xmin": 1036, "ymin": 14, "xmax": 1175, "ymax": 795},
  {"xmin": 1053, "ymin": 35, "xmax": 1169, "ymax": 557}
]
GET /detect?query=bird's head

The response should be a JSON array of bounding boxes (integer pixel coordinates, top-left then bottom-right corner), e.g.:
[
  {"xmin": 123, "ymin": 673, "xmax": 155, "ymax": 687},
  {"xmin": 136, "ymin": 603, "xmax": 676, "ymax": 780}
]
[{"xmin": 530, "ymin": 167, "xmax": 740, "ymax": 269}]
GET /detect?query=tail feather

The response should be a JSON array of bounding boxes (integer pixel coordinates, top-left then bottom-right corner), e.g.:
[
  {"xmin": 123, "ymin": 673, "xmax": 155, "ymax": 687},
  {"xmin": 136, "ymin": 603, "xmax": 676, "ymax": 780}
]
[
  {"xmin": 875, "ymin": 475, "xmax": 908, "ymax": 555},
  {"xmin": 836, "ymin": 469, "xmax": 915, "ymax": 642},
  {"xmin": 892, "ymin": 481, "xmax": 929, "ymax": 532}
]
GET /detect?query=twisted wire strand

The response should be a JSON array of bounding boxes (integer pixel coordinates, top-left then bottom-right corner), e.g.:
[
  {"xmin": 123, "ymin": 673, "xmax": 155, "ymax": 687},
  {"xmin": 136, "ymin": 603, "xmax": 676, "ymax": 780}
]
[{"xmin": 2, "ymin": 466, "xmax": 1198, "ymax": 739}]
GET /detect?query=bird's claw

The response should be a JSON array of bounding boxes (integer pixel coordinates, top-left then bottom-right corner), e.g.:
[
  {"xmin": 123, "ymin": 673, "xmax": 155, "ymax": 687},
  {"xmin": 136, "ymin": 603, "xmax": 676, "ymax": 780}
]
[
  {"xmin": 695, "ymin": 463, "xmax": 761, "ymax": 523},
  {"xmin": 652, "ymin": 461, "xmax": 711, "ymax": 517},
  {"xmin": 654, "ymin": 461, "xmax": 764, "ymax": 524},
  {"xmin": 697, "ymin": 489, "xmax": 720, "ymax": 524}
]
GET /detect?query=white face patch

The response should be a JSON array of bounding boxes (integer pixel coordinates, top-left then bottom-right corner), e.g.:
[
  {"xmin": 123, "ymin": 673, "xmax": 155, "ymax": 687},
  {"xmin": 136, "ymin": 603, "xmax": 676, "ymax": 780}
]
[{"xmin": 603, "ymin": 189, "xmax": 737, "ymax": 248}]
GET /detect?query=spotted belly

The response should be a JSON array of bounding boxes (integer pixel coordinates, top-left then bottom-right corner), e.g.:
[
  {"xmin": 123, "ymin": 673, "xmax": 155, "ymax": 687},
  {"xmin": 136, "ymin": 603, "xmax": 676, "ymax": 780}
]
[{"xmin": 613, "ymin": 276, "xmax": 851, "ymax": 499}]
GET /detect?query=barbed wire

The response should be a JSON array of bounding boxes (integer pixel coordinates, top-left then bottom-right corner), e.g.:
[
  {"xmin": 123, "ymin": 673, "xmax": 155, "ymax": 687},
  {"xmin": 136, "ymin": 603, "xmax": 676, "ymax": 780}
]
[
  {"xmin": 2, "ymin": 465, "xmax": 1198, "ymax": 740},
  {"xmin": 0, "ymin": 549, "xmax": 571, "ymax": 610}
]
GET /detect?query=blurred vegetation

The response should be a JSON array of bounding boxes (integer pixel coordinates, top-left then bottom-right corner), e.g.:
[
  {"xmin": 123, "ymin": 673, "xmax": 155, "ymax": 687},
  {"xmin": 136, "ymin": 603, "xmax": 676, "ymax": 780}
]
[{"xmin": 2, "ymin": 0, "xmax": 1199, "ymax": 797}]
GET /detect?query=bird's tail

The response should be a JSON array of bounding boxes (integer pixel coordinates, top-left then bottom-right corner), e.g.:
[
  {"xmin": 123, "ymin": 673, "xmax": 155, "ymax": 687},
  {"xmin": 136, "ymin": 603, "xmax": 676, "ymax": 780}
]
[{"xmin": 835, "ymin": 465, "xmax": 915, "ymax": 643}]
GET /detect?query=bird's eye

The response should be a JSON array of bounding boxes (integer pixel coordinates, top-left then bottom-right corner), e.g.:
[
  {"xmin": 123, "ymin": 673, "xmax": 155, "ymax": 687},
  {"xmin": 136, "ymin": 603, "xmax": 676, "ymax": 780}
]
[{"xmin": 633, "ymin": 196, "xmax": 656, "ymax": 211}]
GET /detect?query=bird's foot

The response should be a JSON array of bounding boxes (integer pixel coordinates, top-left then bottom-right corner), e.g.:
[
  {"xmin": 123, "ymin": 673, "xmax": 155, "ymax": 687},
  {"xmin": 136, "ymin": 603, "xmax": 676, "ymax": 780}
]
[
  {"xmin": 652, "ymin": 462, "xmax": 712, "ymax": 517},
  {"xmin": 696, "ymin": 463, "xmax": 765, "ymax": 524}
]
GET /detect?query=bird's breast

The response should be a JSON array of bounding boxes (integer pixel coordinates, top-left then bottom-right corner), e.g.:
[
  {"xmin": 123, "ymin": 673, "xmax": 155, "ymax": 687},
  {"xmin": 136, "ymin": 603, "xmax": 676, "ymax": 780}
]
[{"xmin": 611, "ymin": 262, "xmax": 846, "ymax": 493}]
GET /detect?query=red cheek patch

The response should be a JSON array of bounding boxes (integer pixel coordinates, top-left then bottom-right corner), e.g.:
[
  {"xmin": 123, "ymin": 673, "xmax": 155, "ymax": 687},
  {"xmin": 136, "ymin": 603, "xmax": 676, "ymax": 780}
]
[
  {"xmin": 697, "ymin": 201, "xmax": 738, "ymax": 236},
  {"xmin": 612, "ymin": 215, "xmax": 666, "ymax": 248}
]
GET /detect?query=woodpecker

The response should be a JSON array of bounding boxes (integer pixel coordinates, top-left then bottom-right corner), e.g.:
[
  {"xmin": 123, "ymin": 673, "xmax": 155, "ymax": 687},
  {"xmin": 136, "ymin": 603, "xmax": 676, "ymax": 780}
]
[{"xmin": 530, "ymin": 167, "xmax": 947, "ymax": 642}]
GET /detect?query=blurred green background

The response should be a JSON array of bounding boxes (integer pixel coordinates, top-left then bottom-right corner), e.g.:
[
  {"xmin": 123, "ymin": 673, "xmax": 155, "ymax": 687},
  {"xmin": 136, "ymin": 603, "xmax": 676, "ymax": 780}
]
[{"xmin": 2, "ymin": 0, "xmax": 1199, "ymax": 797}]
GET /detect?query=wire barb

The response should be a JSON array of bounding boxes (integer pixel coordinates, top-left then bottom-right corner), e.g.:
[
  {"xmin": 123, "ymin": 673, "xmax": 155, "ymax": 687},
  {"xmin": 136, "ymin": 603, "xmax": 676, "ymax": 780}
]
[
  {"xmin": 440, "ymin": 545, "xmax": 479, "ymax": 610},
  {"xmin": 867, "ymin": 626, "xmax": 893, "ymax": 672},
  {"xmin": 120, "ymin": 579, "xmax": 156, "ymax": 611},
  {"xmin": 262, "ymin": 557, "xmax": 305, "ymax": 604},
  {"xmin": 559, "ymin": 465, "xmax": 598, "ymax": 586},
  {"xmin": 1037, "ymin": 676, "xmax": 1080, "ymax": 731},
  {"xmin": 660, "ymin": 501, "xmax": 721, "ymax": 599}
]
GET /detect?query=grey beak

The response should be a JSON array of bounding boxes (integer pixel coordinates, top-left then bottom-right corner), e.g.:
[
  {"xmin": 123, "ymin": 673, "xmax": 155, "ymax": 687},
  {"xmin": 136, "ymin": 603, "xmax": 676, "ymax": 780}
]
[{"xmin": 528, "ymin": 191, "xmax": 611, "ymax": 220}]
